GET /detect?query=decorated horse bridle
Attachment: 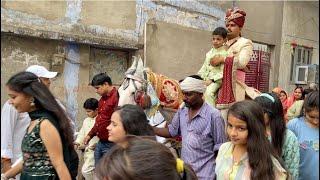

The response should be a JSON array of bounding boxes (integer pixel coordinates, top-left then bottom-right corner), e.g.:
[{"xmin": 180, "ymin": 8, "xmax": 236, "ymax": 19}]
[
  {"xmin": 120, "ymin": 73, "xmax": 166, "ymax": 127},
  {"xmin": 121, "ymin": 73, "xmax": 149, "ymax": 106}
]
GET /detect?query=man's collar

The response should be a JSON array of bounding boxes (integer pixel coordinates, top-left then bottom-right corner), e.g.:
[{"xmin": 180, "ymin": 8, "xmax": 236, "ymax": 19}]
[
  {"xmin": 197, "ymin": 102, "xmax": 210, "ymax": 118},
  {"xmin": 102, "ymin": 87, "xmax": 115, "ymax": 97},
  {"xmin": 185, "ymin": 102, "xmax": 208, "ymax": 119},
  {"xmin": 226, "ymin": 36, "xmax": 240, "ymax": 47},
  {"xmin": 215, "ymin": 45, "xmax": 226, "ymax": 51}
]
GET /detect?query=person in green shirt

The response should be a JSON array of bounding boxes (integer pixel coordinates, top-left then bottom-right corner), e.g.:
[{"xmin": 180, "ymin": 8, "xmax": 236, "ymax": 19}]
[
  {"xmin": 254, "ymin": 93, "xmax": 299, "ymax": 179},
  {"xmin": 198, "ymin": 27, "xmax": 228, "ymax": 107}
]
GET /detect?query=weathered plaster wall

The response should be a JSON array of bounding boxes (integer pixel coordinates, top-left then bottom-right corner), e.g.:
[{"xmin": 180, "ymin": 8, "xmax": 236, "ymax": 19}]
[
  {"xmin": 146, "ymin": 21, "xmax": 211, "ymax": 80},
  {"xmin": 89, "ymin": 48, "xmax": 130, "ymax": 85},
  {"xmin": 1, "ymin": 34, "xmax": 58, "ymax": 106},
  {"xmin": 235, "ymin": 1, "xmax": 283, "ymax": 45},
  {"xmin": 279, "ymin": 1, "xmax": 319, "ymax": 92},
  {"xmin": 1, "ymin": 34, "xmax": 99, "ymax": 129},
  {"xmin": 1, "ymin": 1, "xmax": 138, "ymax": 128},
  {"xmin": 1, "ymin": 0, "xmax": 139, "ymax": 49},
  {"xmin": 2, "ymin": 1, "xmax": 66, "ymax": 21},
  {"xmin": 81, "ymin": 1, "xmax": 136, "ymax": 30}
]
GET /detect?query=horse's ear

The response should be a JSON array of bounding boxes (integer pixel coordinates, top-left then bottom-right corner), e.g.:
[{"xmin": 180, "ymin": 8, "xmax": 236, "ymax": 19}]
[
  {"xmin": 135, "ymin": 56, "xmax": 145, "ymax": 79},
  {"xmin": 126, "ymin": 56, "xmax": 138, "ymax": 75},
  {"xmin": 136, "ymin": 56, "xmax": 144, "ymax": 71}
]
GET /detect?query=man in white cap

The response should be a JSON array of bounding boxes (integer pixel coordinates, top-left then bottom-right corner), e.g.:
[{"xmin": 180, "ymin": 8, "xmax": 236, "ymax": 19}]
[
  {"xmin": 25, "ymin": 65, "xmax": 58, "ymax": 87},
  {"xmin": 25, "ymin": 65, "xmax": 76, "ymax": 135},
  {"xmin": 153, "ymin": 75, "xmax": 226, "ymax": 180},
  {"xmin": 1, "ymin": 65, "xmax": 74, "ymax": 178}
]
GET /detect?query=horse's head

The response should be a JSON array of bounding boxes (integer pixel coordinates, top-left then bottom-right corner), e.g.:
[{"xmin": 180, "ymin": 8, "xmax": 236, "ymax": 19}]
[
  {"xmin": 118, "ymin": 56, "xmax": 150, "ymax": 108},
  {"xmin": 118, "ymin": 75, "xmax": 150, "ymax": 106}
]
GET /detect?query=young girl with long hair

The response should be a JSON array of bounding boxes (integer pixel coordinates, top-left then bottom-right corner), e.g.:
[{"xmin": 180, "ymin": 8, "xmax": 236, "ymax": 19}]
[
  {"xmin": 215, "ymin": 100, "xmax": 287, "ymax": 180},
  {"xmin": 1, "ymin": 72, "xmax": 78, "ymax": 180},
  {"xmin": 287, "ymin": 90, "xmax": 319, "ymax": 180},
  {"xmin": 254, "ymin": 93, "xmax": 299, "ymax": 179}
]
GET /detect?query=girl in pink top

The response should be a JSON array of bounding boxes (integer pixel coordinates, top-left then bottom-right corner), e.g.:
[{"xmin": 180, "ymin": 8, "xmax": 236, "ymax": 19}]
[{"xmin": 279, "ymin": 90, "xmax": 289, "ymax": 120}]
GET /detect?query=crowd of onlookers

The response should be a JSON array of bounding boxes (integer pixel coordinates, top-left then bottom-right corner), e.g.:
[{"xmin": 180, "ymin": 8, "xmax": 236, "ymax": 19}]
[
  {"xmin": 1, "ymin": 65, "xmax": 319, "ymax": 180},
  {"xmin": 2, "ymin": 5, "xmax": 318, "ymax": 180},
  {"xmin": 272, "ymin": 83, "xmax": 318, "ymax": 123}
]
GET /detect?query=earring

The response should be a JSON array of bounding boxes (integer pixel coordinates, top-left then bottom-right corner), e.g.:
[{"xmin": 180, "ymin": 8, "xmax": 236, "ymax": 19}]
[{"xmin": 30, "ymin": 97, "xmax": 35, "ymax": 106}]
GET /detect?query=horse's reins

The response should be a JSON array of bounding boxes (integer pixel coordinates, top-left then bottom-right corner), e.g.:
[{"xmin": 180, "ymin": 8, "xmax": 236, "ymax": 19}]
[
  {"xmin": 124, "ymin": 74, "xmax": 147, "ymax": 91},
  {"xmin": 121, "ymin": 73, "xmax": 166, "ymax": 127},
  {"xmin": 150, "ymin": 118, "xmax": 166, "ymax": 127}
]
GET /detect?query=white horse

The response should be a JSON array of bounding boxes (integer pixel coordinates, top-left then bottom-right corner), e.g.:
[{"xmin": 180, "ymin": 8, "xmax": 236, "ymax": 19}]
[{"xmin": 118, "ymin": 56, "xmax": 169, "ymax": 144}]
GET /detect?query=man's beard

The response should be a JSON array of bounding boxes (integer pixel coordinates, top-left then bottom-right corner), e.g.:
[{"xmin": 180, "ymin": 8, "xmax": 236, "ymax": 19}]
[
  {"xmin": 227, "ymin": 32, "xmax": 233, "ymax": 39},
  {"xmin": 184, "ymin": 101, "xmax": 191, "ymax": 107}
]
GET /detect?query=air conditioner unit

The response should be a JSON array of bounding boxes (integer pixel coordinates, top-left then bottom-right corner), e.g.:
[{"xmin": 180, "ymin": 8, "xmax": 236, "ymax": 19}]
[
  {"xmin": 295, "ymin": 64, "xmax": 319, "ymax": 85},
  {"xmin": 295, "ymin": 65, "xmax": 308, "ymax": 84}
]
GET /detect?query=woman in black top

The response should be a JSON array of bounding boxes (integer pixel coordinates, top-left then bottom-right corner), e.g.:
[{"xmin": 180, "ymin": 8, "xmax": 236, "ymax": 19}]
[{"xmin": 2, "ymin": 72, "xmax": 78, "ymax": 180}]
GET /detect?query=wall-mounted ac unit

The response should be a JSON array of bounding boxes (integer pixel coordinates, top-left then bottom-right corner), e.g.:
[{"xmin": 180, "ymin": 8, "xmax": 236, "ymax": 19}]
[{"xmin": 295, "ymin": 64, "xmax": 319, "ymax": 85}]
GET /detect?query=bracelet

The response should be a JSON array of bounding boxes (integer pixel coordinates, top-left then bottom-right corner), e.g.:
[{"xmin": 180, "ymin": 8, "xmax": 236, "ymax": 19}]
[{"xmin": 1, "ymin": 174, "xmax": 8, "ymax": 180}]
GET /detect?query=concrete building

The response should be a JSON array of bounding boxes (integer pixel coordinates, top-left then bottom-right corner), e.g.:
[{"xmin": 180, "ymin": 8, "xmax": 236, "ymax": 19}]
[
  {"xmin": 1, "ymin": 1, "xmax": 319, "ymax": 126},
  {"xmin": 278, "ymin": 1, "xmax": 319, "ymax": 91}
]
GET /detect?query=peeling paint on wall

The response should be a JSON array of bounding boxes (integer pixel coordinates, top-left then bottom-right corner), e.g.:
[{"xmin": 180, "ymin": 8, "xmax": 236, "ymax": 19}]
[
  {"xmin": 1, "ymin": 5, "xmax": 139, "ymax": 48},
  {"xmin": 2, "ymin": 1, "xmax": 225, "ymax": 48},
  {"xmin": 135, "ymin": 0, "xmax": 225, "ymax": 36},
  {"xmin": 1, "ymin": 34, "xmax": 61, "ymax": 107},
  {"xmin": 7, "ymin": 48, "xmax": 40, "ymax": 65},
  {"xmin": 63, "ymin": 43, "xmax": 80, "ymax": 129},
  {"xmin": 65, "ymin": 0, "xmax": 82, "ymax": 24}
]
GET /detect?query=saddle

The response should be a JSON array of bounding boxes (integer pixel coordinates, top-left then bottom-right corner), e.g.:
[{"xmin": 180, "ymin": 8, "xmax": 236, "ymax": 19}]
[{"xmin": 146, "ymin": 70, "xmax": 183, "ymax": 109}]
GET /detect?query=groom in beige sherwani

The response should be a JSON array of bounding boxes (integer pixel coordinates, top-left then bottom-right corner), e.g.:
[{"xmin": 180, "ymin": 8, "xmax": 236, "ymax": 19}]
[{"xmin": 210, "ymin": 7, "xmax": 260, "ymax": 121}]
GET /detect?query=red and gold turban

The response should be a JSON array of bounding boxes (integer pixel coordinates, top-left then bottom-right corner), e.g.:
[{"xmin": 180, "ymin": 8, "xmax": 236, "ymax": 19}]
[{"xmin": 225, "ymin": 7, "xmax": 246, "ymax": 27}]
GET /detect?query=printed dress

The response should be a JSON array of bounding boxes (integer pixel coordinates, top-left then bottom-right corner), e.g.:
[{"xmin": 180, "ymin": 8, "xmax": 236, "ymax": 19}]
[
  {"xmin": 20, "ymin": 118, "xmax": 57, "ymax": 180},
  {"xmin": 268, "ymin": 129, "xmax": 300, "ymax": 179}
]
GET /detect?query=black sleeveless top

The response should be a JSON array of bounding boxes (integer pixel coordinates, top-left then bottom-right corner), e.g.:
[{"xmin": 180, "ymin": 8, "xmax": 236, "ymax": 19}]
[
  {"xmin": 21, "ymin": 109, "xmax": 78, "ymax": 180},
  {"xmin": 21, "ymin": 118, "xmax": 57, "ymax": 179}
]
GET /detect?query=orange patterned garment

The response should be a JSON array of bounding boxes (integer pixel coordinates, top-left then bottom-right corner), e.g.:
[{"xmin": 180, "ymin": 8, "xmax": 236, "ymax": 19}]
[{"xmin": 146, "ymin": 70, "xmax": 183, "ymax": 109}]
